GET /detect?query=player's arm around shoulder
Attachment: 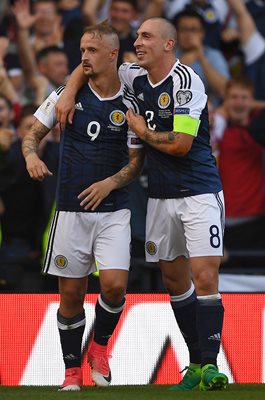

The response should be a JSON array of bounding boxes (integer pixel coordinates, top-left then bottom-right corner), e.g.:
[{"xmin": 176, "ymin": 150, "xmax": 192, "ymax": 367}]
[
  {"xmin": 126, "ymin": 69, "xmax": 207, "ymax": 156},
  {"xmin": 126, "ymin": 108, "xmax": 194, "ymax": 157},
  {"xmin": 56, "ymin": 65, "xmax": 86, "ymax": 129},
  {"xmin": 118, "ymin": 62, "xmax": 147, "ymax": 90},
  {"xmin": 22, "ymin": 90, "xmax": 59, "ymax": 181}
]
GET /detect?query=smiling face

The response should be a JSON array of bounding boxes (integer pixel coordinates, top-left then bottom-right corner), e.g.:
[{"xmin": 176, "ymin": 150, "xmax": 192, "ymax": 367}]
[
  {"xmin": 110, "ymin": 0, "xmax": 136, "ymax": 34},
  {"xmin": 134, "ymin": 19, "xmax": 176, "ymax": 71},
  {"xmin": 225, "ymin": 85, "xmax": 254, "ymax": 125},
  {"xmin": 33, "ymin": 1, "xmax": 58, "ymax": 36},
  {"xmin": 80, "ymin": 32, "xmax": 118, "ymax": 78}
]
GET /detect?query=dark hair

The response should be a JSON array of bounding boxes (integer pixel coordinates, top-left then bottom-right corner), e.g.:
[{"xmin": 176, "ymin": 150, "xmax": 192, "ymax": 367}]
[
  {"xmin": 19, "ymin": 104, "xmax": 37, "ymax": 121},
  {"xmin": 111, "ymin": 0, "xmax": 138, "ymax": 10},
  {"xmin": 173, "ymin": 8, "xmax": 206, "ymax": 31},
  {"xmin": 36, "ymin": 46, "xmax": 66, "ymax": 63}
]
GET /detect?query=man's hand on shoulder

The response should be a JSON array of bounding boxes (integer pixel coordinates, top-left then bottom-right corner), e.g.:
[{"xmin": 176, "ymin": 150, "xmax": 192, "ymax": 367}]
[
  {"xmin": 55, "ymin": 88, "xmax": 76, "ymax": 130},
  {"xmin": 126, "ymin": 108, "xmax": 147, "ymax": 139}
]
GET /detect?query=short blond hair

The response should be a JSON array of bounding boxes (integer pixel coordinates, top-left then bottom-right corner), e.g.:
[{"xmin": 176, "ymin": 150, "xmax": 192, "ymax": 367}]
[{"xmin": 83, "ymin": 21, "xmax": 120, "ymax": 49}]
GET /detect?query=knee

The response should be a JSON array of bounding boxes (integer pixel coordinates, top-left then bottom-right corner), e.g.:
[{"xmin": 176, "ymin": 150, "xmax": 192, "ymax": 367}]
[
  {"xmin": 193, "ymin": 269, "xmax": 218, "ymax": 294},
  {"xmin": 102, "ymin": 283, "xmax": 126, "ymax": 304},
  {"xmin": 60, "ymin": 286, "xmax": 86, "ymax": 309}
]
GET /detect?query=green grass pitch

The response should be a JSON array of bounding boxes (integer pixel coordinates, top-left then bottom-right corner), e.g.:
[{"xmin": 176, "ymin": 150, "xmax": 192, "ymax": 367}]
[{"xmin": 0, "ymin": 384, "xmax": 265, "ymax": 400}]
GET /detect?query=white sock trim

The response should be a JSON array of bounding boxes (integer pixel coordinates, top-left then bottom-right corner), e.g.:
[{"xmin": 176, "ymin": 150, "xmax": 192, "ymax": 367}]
[
  {"xmin": 57, "ymin": 318, "xmax": 86, "ymax": 331},
  {"xmin": 170, "ymin": 282, "xmax": 195, "ymax": 302},
  {"xmin": 98, "ymin": 294, "xmax": 125, "ymax": 314},
  {"xmin": 197, "ymin": 293, "xmax": 221, "ymax": 301}
]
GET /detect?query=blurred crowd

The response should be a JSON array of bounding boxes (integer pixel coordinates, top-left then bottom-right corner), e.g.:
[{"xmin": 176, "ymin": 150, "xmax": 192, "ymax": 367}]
[{"xmin": 1, "ymin": 0, "xmax": 265, "ymax": 292}]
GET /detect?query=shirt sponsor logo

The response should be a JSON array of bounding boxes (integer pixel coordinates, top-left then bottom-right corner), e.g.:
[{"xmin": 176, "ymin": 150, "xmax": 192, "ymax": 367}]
[{"xmin": 158, "ymin": 92, "xmax": 171, "ymax": 109}]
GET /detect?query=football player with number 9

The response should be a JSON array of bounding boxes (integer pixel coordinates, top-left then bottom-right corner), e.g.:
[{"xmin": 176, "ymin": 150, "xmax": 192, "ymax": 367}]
[{"xmin": 22, "ymin": 22, "xmax": 144, "ymax": 391}]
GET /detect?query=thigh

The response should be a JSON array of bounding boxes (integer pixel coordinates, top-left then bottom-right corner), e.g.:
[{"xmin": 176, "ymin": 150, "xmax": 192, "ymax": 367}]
[
  {"xmin": 43, "ymin": 211, "xmax": 97, "ymax": 278},
  {"xmin": 145, "ymin": 198, "xmax": 188, "ymax": 262},
  {"xmin": 183, "ymin": 191, "xmax": 225, "ymax": 257},
  {"xmin": 95, "ymin": 209, "xmax": 131, "ymax": 271}
]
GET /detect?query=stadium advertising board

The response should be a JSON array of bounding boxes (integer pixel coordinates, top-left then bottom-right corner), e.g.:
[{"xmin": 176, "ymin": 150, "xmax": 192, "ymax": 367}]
[{"xmin": 0, "ymin": 293, "xmax": 264, "ymax": 385}]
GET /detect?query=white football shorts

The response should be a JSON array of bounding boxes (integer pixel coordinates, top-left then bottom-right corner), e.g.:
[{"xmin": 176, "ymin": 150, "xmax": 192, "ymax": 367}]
[
  {"xmin": 43, "ymin": 209, "xmax": 131, "ymax": 278},
  {"xmin": 145, "ymin": 191, "xmax": 225, "ymax": 262}
]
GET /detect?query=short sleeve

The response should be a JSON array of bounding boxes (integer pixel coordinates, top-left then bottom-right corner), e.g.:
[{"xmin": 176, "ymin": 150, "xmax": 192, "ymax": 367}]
[
  {"xmin": 34, "ymin": 88, "xmax": 63, "ymax": 129},
  {"xmin": 127, "ymin": 128, "xmax": 143, "ymax": 149},
  {"xmin": 119, "ymin": 62, "xmax": 147, "ymax": 90},
  {"xmin": 173, "ymin": 67, "xmax": 207, "ymax": 136}
]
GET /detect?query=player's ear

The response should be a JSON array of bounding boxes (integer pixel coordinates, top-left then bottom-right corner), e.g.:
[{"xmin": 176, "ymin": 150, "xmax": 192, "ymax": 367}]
[
  {"xmin": 165, "ymin": 38, "xmax": 175, "ymax": 52},
  {"xmin": 110, "ymin": 48, "xmax": 119, "ymax": 61}
]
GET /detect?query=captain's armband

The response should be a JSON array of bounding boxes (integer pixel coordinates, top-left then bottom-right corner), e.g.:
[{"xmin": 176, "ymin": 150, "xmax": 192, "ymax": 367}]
[{"xmin": 173, "ymin": 114, "xmax": 200, "ymax": 137}]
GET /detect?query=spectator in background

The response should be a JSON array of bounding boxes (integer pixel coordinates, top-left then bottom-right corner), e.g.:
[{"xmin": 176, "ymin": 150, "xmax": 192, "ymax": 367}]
[
  {"xmin": 81, "ymin": 0, "xmax": 112, "ymax": 24},
  {"xmin": 28, "ymin": 0, "xmax": 63, "ymax": 53},
  {"xmin": 0, "ymin": 36, "xmax": 21, "ymax": 121},
  {"xmin": 245, "ymin": 0, "xmax": 265, "ymax": 39},
  {"xmin": 0, "ymin": 103, "xmax": 47, "ymax": 290},
  {"xmin": 173, "ymin": 9, "xmax": 230, "ymax": 102},
  {"xmin": 0, "ymin": 94, "xmax": 16, "ymax": 139},
  {"xmin": 62, "ymin": 0, "xmax": 138, "ymax": 71},
  {"xmin": 227, "ymin": 0, "xmax": 265, "ymax": 101},
  {"xmin": 36, "ymin": 46, "xmax": 69, "ymax": 94},
  {"xmin": 12, "ymin": 0, "xmax": 68, "ymax": 103},
  {"xmin": 109, "ymin": 0, "xmax": 138, "ymax": 65},
  {"xmin": 211, "ymin": 78, "xmax": 265, "ymax": 257},
  {"xmin": 0, "ymin": 96, "xmax": 14, "ymax": 172},
  {"xmin": 144, "ymin": 0, "xmax": 230, "ymax": 49},
  {"xmin": 57, "ymin": 0, "xmax": 83, "ymax": 28}
]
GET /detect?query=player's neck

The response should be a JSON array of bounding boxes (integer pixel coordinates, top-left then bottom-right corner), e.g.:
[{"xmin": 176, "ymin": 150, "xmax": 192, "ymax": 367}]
[
  {"xmin": 147, "ymin": 58, "xmax": 176, "ymax": 85},
  {"xmin": 89, "ymin": 73, "xmax": 121, "ymax": 98}
]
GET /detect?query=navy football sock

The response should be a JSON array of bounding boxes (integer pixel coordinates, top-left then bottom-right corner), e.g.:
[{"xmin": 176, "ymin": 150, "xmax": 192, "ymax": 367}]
[
  {"xmin": 57, "ymin": 309, "xmax": 86, "ymax": 369},
  {"xmin": 93, "ymin": 293, "xmax": 125, "ymax": 345},
  {"xmin": 171, "ymin": 285, "xmax": 201, "ymax": 364},
  {"xmin": 197, "ymin": 294, "xmax": 224, "ymax": 367}
]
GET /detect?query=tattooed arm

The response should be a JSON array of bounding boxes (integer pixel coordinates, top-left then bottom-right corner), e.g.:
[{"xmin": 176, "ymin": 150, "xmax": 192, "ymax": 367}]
[
  {"xmin": 78, "ymin": 147, "xmax": 145, "ymax": 211},
  {"xmin": 126, "ymin": 109, "xmax": 194, "ymax": 156},
  {"xmin": 22, "ymin": 119, "xmax": 53, "ymax": 181}
]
